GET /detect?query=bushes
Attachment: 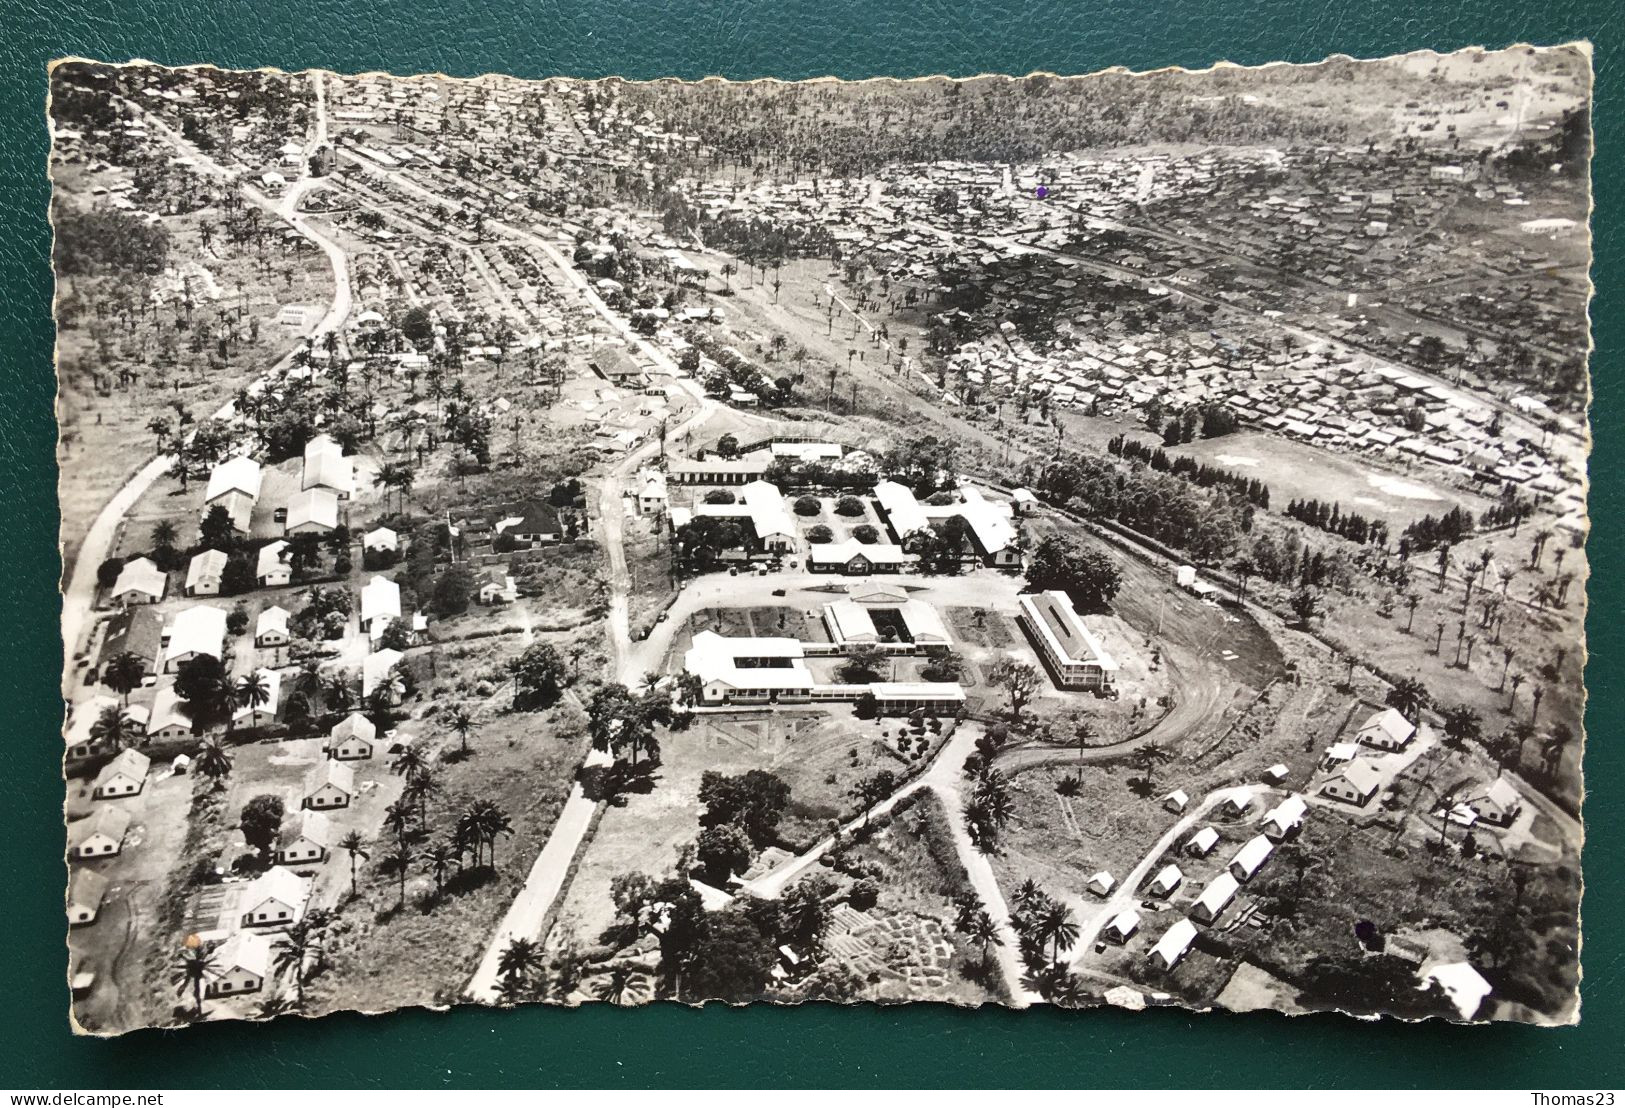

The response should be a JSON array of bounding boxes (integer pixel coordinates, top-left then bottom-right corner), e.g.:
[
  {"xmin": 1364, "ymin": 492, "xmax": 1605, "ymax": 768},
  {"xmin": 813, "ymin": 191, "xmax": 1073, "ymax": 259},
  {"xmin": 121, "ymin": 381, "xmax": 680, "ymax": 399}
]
[
  {"xmin": 794, "ymin": 496, "xmax": 821, "ymax": 517},
  {"xmin": 851, "ymin": 524, "xmax": 880, "ymax": 544},
  {"xmin": 703, "ymin": 489, "xmax": 737, "ymax": 505},
  {"xmin": 807, "ymin": 524, "xmax": 834, "ymax": 544},
  {"xmin": 835, "ymin": 495, "xmax": 865, "ymax": 517}
]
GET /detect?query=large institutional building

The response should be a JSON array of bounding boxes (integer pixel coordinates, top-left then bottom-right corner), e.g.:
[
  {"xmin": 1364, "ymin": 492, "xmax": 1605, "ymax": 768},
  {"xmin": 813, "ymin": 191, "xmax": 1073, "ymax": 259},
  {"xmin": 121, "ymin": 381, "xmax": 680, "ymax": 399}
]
[{"xmin": 1018, "ymin": 590, "xmax": 1120, "ymax": 691}]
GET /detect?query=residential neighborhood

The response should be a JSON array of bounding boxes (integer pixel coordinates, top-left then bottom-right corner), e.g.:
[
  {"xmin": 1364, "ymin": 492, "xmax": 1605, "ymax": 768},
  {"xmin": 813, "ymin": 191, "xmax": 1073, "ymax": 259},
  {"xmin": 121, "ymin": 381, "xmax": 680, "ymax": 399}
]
[{"xmin": 52, "ymin": 45, "xmax": 1586, "ymax": 1032}]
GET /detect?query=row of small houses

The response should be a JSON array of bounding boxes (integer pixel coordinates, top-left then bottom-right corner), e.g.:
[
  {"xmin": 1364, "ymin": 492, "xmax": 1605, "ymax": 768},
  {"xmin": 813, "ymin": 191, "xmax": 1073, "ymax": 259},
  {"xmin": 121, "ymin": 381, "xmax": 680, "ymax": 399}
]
[
  {"xmin": 1083, "ymin": 790, "xmax": 1310, "ymax": 974},
  {"xmin": 67, "ymin": 710, "xmax": 400, "ymax": 962}
]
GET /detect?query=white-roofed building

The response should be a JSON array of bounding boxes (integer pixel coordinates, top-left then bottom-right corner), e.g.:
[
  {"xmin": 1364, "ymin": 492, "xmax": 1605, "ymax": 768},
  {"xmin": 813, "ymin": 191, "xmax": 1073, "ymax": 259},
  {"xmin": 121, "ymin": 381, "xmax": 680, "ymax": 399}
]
[
  {"xmin": 206, "ymin": 931, "xmax": 274, "ymax": 996},
  {"xmin": 1262, "ymin": 795, "xmax": 1308, "ymax": 840},
  {"xmin": 1149, "ymin": 863, "xmax": 1184, "ymax": 897},
  {"xmin": 240, "ymin": 866, "xmax": 308, "ymax": 928},
  {"xmin": 303, "ymin": 759, "xmax": 355, "ymax": 810},
  {"xmin": 1087, "ymin": 871, "xmax": 1116, "ymax": 897},
  {"xmin": 1422, "ymin": 961, "xmax": 1493, "ymax": 1020},
  {"xmin": 1149, "ymin": 918, "xmax": 1199, "ymax": 970},
  {"xmin": 360, "ymin": 575, "xmax": 402, "ymax": 634},
  {"xmin": 1464, "ymin": 777, "xmax": 1523, "ymax": 827},
  {"xmin": 68, "ymin": 870, "xmax": 110, "ymax": 926},
  {"xmin": 285, "ymin": 488, "xmax": 340, "ymax": 534},
  {"xmin": 185, "ymin": 549, "xmax": 228, "ymax": 597},
  {"xmin": 277, "ymin": 809, "xmax": 333, "ymax": 866},
  {"xmin": 1320, "ymin": 761, "xmax": 1384, "ymax": 807},
  {"xmin": 68, "ymin": 806, "xmax": 132, "ymax": 858},
  {"xmin": 1193, "ymin": 872, "xmax": 1241, "ymax": 924},
  {"xmin": 873, "ymin": 480, "xmax": 931, "ymax": 540},
  {"xmin": 203, "ymin": 456, "xmax": 262, "ymax": 533},
  {"xmin": 93, "ymin": 748, "xmax": 150, "ymax": 799},
  {"xmin": 327, "ymin": 712, "xmax": 376, "ymax": 760},
  {"xmin": 821, "ymin": 589, "xmax": 952, "ymax": 654},
  {"xmin": 1106, "ymin": 909, "xmax": 1142, "ymax": 943},
  {"xmin": 807, "ymin": 540, "xmax": 910, "ymax": 576},
  {"xmin": 110, "ymin": 557, "xmax": 166, "ymax": 606},
  {"xmin": 162, "ymin": 605, "xmax": 227, "ymax": 673},
  {"xmin": 362, "ymin": 648, "xmax": 405, "ymax": 702},
  {"xmin": 232, "ymin": 667, "xmax": 281, "ymax": 727},
  {"xmin": 302, "ymin": 434, "xmax": 354, "ymax": 499},
  {"xmin": 1229, "ymin": 834, "xmax": 1275, "ymax": 882},
  {"xmin": 1163, "ymin": 789, "xmax": 1190, "ymax": 813},
  {"xmin": 146, "ymin": 683, "xmax": 194, "ymax": 741},
  {"xmin": 1357, "ymin": 707, "xmax": 1417, "ymax": 751},
  {"xmin": 1018, "ymin": 590, "xmax": 1120, "ymax": 691},
  {"xmin": 693, "ymin": 479, "xmax": 797, "ymax": 552},
  {"xmin": 256, "ymin": 605, "xmax": 291, "ymax": 647},
  {"xmin": 256, "ymin": 540, "xmax": 292, "ymax": 586},
  {"xmin": 363, "ymin": 526, "xmax": 398, "ymax": 553},
  {"xmin": 1185, "ymin": 827, "xmax": 1220, "ymax": 857}
]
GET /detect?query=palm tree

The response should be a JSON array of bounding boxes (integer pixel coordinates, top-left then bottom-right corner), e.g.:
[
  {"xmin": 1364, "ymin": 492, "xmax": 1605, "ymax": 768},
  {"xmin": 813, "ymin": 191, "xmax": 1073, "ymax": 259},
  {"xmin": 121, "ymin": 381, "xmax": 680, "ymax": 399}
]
[
  {"xmin": 385, "ymin": 844, "xmax": 414, "ymax": 908},
  {"xmin": 474, "ymin": 800, "xmax": 514, "ymax": 867},
  {"xmin": 1035, "ymin": 901, "xmax": 1079, "ymax": 965},
  {"xmin": 273, "ymin": 919, "xmax": 324, "ymax": 1007},
  {"xmin": 152, "ymin": 520, "xmax": 179, "ymax": 551},
  {"xmin": 1403, "ymin": 593, "xmax": 1420, "ymax": 634},
  {"xmin": 391, "ymin": 746, "xmax": 427, "ymax": 784},
  {"xmin": 404, "ymin": 767, "xmax": 442, "ymax": 825},
  {"xmin": 255, "ymin": 992, "xmax": 295, "ymax": 1020},
  {"xmin": 595, "ymin": 964, "xmax": 642, "ymax": 1005},
  {"xmin": 448, "ymin": 705, "xmax": 475, "ymax": 756},
  {"xmin": 234, "ymin": 672, "xmax": 272, "ymax": 727},
  {"xmin": 339, "ymin": 830, "xmax": 369, "ymax": 895},
  {"xmin": 1434, "ymin": 545, "xmax": 1454, "ymax": 591},
  {"xmin": 1133, "ymin": 742, "xmax": 1174, "ymax": 793},
  {"xmin": 495, "ymin": 936, "xmax": 544, "ymax": 1001},
  {"xmin": 383, "ymin": 799, "xmax": 416, "ymax": 849},
  {"xmin": 1010, "ymin": 878, "xmax": 1044, "ymax": 918},
  {"xmin": 425, "ymin": 839, "xmax": 456, "ymax": 897},
  {"xmin": 171, "ymin": 945, "xmax": 218, "ymax": 1020},
  {"xmin": 194, "ymin": 737, "xmax": 233, "ymax": 790},
  {"xmin": 103, "ymin": 651, "xmax": 146, "ymax": 705},
  {"xmin": 967, "ymin": 909, "xmax": 1004, "ymax": 964},
  {"xmin": 90, "ymin": 704, "xmax": 139, "ymax": 751},
  {"xmin": 1386, "ymin": 676, "xmax": 1432, "ymax": 724}
]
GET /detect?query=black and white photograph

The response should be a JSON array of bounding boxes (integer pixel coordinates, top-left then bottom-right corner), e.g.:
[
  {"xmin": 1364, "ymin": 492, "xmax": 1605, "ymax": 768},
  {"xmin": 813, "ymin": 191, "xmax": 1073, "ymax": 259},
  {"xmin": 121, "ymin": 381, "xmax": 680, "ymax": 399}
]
[{"xmin": 51, "ymin": 43, "xmax": 1590, "ymax": 1034}]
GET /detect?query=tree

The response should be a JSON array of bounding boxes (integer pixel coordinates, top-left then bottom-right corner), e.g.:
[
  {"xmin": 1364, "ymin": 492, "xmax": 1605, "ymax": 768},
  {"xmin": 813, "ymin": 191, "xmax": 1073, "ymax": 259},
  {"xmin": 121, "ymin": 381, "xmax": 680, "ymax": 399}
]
[
  {"xmin": 339, "ymin": 830, "xmax": 368, "ymax": 896},
  {"xmin": 447, "ymin": 704, "xmax": 475, "ymax": 756},
  {"xmin": 1034, "ymin": 900, "xmax": 1080, "ymax": 965},
  {"xmin": 698, "ymin": 770, "xmax": 792, "ymax": 846},
  {"xmin": 679, "ymin": 909, "xmax": 778, "ymax": 1003},
  {"xmin": 1385, "ymin": 677, "xmax": 1432, "ymax": 725},
  {"xmin": 90, "ymin": 704, "xmax": 139, "ymax": 751},
  {"xmin": 272, "ymin": 918, "xmax": 324, "ymax": 1007},
  {"xmin": 430, "ymin": 564, "xmax": 475, "ymax": 617},
  {"xmin": 1289, "ymin": 589, "xmax": 1321, "ymax": 627},
  {"xmin": 850, "ymin": 769, "xmax": 900, "ymax": 827},
  {"xmin": 781, "ymin": 874, "xmax": 838, "ymax": 948},
  {"xmin": 234, "ymin": 671, "xmax": 272, "ymax": 725},
  {"xmin": 200, "ymin": 505, "xmax": 236, "ymax": 552},
  {"xmin": 171, "ymin": 945, "xmax": 218, "ymax": 1020},
  {"xmin": 239, "ymin": 794, "xmax": 285, "ymax": 860},
  {"xmin": 511, "ymin": 642, "xmax": 566, "ymax": 708},
  {"xmin": 1132, "ymin": 742, "xmax": 1175, "ymax": 795},
  {"xmin": 174, "ymin": 654, "xmax": 233, "ymax": 733},
  {"xmin": 385, "ymin": 844, "xmax": 414, "ymax": 908},
  {"xmin": 696, "ymin": 823, "xmax": 755, "ymax": 885},
  {"xmin": 194, "ymin": 737, "xmax": 233, "ymax": 790},
  {"xmin": 595, "ymin": 964, "xmax": 644, "ymax": 1006},
  {"xmin": 495, "ymin": 936, "xmax": 544, "ymax": 1004},
  {"xmin": 1025, "ymin": 536, "xmax": 1122, "ymax": 613},
  {"xmin": 987, "ymin": 657, "xmax": 1041, "ymax": 722},
  {"xmin": 103, "ymin": 651, "xmax": 146, "ymax": 705},
  {"xmin": 965, "ymin": 909, "xmax": 1004, "ymax": 964}
]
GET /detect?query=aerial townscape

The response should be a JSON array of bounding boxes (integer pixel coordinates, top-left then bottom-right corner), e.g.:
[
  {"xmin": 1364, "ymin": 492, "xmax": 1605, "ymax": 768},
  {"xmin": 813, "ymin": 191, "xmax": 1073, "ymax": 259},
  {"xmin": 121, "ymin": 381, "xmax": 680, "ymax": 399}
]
[{"xmin": 51, "ymin": 44, "xmax": 1588, "ymax": 1033}]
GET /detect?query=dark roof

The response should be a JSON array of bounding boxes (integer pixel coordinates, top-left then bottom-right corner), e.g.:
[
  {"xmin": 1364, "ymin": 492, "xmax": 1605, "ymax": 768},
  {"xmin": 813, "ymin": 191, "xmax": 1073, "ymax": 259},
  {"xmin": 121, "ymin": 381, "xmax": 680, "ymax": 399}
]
[
  {"xmin": 590, "ymin": 347, "xmax": 645, "ymax": 379},
  {"xmin": 99, "ymin": 607, "xmax": 162, "ymax": 671},
  {"xmin": 507, "ymin": 500, "xmax": 562, "ymax": 536}
]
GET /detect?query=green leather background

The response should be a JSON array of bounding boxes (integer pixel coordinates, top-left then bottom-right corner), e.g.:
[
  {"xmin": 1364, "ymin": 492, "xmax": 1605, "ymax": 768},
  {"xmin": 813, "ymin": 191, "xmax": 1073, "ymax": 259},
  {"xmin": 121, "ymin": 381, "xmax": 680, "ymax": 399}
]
[{"xmin": 0, "ymin": 0, "xmax": 1617, "ymax": 1088}]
